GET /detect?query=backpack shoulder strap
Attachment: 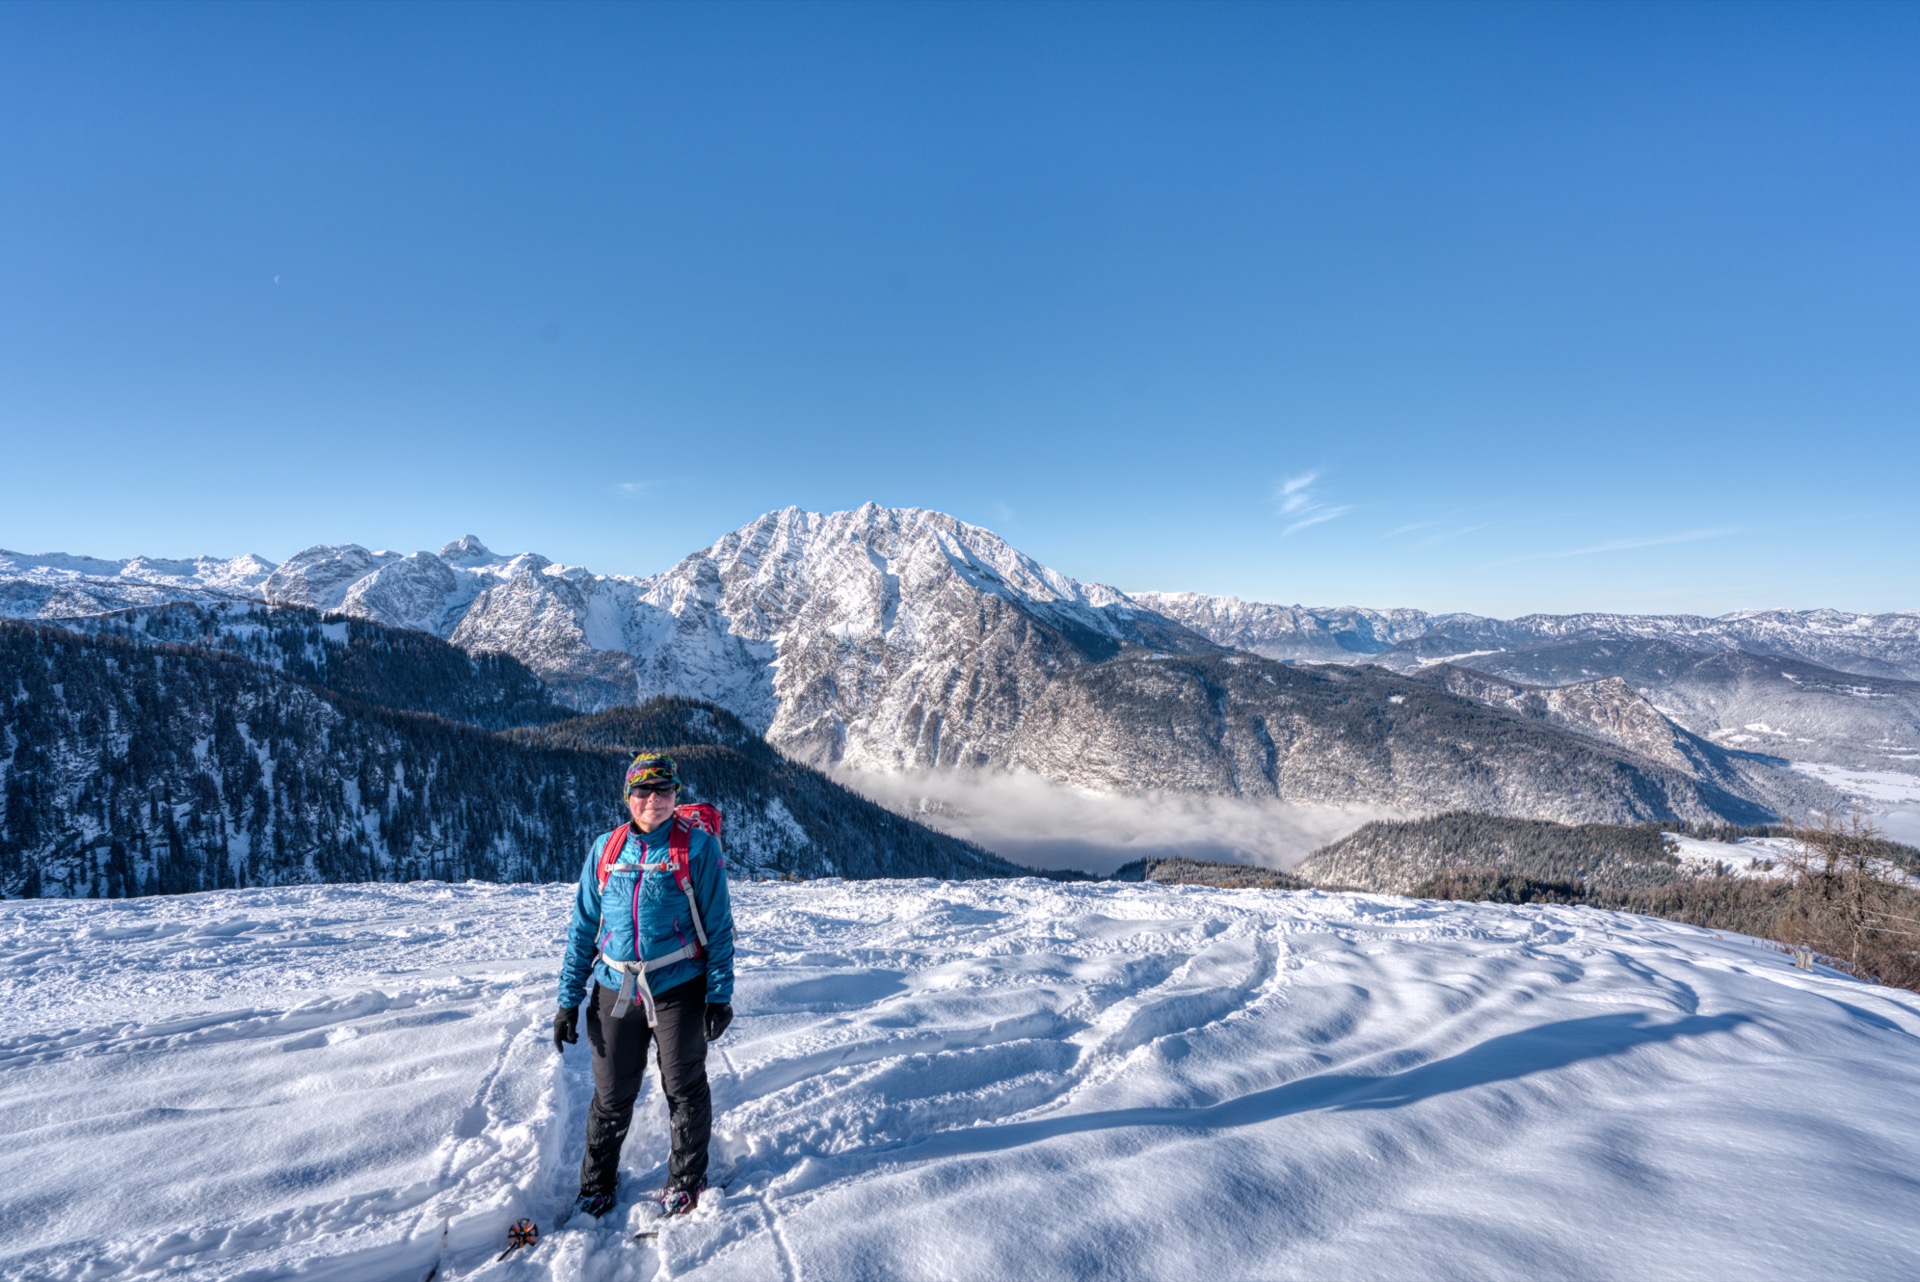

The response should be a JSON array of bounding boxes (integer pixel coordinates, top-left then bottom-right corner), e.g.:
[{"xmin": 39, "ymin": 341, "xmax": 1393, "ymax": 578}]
[
  {"xmin": 667, "ymin": 808, "xmax": 715, "ymax": 948},
  {"xmin": 594, "ymin": 825, "xmax": 630, "ymax": 891}
]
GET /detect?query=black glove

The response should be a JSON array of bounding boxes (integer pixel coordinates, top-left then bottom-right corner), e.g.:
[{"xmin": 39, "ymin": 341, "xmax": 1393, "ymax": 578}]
[
  {"xmin": 704, "ymin": 1002, "xmax": 733, "ymax": 1043},
  {"xmin": 553, "ymin": 1005, "xmax": 578, "ymax": 1052}
]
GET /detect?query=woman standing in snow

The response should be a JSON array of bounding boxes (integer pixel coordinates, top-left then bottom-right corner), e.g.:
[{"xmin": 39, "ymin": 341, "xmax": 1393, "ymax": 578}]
[{"xmin": 552, "ymin": 752, "xmax": 735, "ymax": 1220}]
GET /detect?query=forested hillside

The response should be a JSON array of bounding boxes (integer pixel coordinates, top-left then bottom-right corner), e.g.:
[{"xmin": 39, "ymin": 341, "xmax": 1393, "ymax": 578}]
[
  {"xmin": 1295, "ymin": 811, "xmax": 1687, "ymax": 894},
  {"xmin": 0, "ymin": 620, "xmax": 1017, "ymax": 898},
  {"xmin": 70, "ymin": 602, "xmax": 571, "ymax": 730}
]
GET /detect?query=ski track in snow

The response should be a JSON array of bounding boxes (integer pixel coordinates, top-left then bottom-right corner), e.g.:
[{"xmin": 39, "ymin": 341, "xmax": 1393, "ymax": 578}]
[{"xmin": 3, "ymin": 880, "xmax": 1920, "ymax": 1281}]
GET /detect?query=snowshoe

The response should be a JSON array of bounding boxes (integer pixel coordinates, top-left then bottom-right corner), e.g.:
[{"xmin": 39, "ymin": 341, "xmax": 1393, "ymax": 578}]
[
  {"xmin": 574, "ymin": 1189, "xmax": 618, "ymax": 1219},
  {"xmin": 657, "ymin": 1183, "xmax": 704, "ymax": 1217},
  {"xmin": 634, "ymin": 1183, "xmax": 708, "ymax": 1240}
]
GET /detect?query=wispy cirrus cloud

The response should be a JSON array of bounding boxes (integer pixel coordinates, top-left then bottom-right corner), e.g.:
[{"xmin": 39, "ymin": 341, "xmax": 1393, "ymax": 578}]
[
  {"xmin": 1497, "ymin": 526, "xmax": 1741, "ymax": 564},
  {"xmin": 1273, "ymin": 471, "xmax": 1351, "ymax": 536},
  {"xmin": 1385, "ymin": 506, "xmax": 1499, "ymax": 545},
  {"xmin": 1419, "ymin": 521, "xmax": 1495, "ymax": 546},
  {"xmin": 613, "ymin": 481, "xmax": 656, "ymax": 498}
]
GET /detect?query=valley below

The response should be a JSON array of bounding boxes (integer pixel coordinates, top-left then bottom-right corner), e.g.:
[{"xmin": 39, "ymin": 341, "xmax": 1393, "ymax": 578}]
[{"xmin": 4, "ymin": 504, "xmax": 1918, "ymax": 881}]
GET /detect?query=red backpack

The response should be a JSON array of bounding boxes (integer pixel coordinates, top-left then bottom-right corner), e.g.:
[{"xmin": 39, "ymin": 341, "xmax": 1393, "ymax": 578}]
[{"xmin": 595, "ymin": 803, "xmax": 722, "ymax": 948}]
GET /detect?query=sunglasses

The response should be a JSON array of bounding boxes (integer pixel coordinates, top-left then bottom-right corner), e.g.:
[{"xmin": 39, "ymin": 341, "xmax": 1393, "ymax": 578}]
[{"xmin": 630, "ymin": 782, "xmax": 679, "ymax": 797}]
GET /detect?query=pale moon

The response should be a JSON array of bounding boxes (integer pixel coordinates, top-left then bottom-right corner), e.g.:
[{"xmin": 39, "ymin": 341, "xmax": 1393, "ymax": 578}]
[{"xmin": 273, "ymin": 275, "xmax": 281, "ymax": 285}]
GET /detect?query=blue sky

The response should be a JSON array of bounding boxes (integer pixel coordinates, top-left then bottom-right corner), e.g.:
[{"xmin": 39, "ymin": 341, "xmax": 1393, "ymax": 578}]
[{"xmin": 2, "ymin": 1, "xmax": 1914, "ymax": 616}]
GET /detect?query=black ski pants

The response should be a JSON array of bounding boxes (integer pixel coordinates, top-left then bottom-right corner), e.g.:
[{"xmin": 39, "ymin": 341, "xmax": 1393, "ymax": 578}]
[{"xmin": 579, "ymin": 975, "xmax": 711, "ymax": 1197}]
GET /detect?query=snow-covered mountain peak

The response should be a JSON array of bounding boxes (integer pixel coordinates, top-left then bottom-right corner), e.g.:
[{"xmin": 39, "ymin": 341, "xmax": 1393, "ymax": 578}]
[
  {"xmin": 439, "ymin": 534, "xmax": 499, "ymax": 565},
  {"xmin": 640, "ymin": 504, "xmax": 1153, "ymax": 657},
  {"xmin": 501, "ymin": 551, "xmax": 556, "ymax": 576},
  {"xmin": 262, "ymin": 543, "xmax": 402, "ymax": 611}
]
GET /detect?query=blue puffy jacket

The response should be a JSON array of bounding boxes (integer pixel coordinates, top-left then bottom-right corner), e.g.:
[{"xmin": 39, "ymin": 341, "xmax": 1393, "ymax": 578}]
[{"xmin": 557, "ymin": 821, "xmax": 734, "ymax": 1010}]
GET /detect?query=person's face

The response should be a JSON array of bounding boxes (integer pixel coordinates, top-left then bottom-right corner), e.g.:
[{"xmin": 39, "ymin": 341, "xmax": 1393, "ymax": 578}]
[{"xmin": 626, "ymin": 784, "xmax": 678, "ymax": 831}]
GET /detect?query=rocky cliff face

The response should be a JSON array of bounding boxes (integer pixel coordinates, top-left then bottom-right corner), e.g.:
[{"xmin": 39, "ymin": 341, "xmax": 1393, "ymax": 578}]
[
  {"xmin": 1421, "ymin": 668, "xmax": 1707, "ymax": 775},
  {"xmin": 992, "ymin": 651, "xmax": 1772, "ymax": 825},
  {"xmin": 1412, "ymin": 664, "xmax": 1843, "ymax": 818},
  {"xmin": 632, "ymin": 506, "xmax": 1215, "ymax": 771}
]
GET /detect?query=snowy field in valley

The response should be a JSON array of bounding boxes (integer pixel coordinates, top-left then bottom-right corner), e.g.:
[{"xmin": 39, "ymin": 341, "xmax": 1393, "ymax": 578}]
[
  {"xmin": 4, "ymin": 880, "xmax": 1919, "ymax": 1282},
  {"xmin": 1663, "ymin": 833, "xmax": 1801, "ymax": 878},
  {"xmin": 1789, "ymin": 761, "xmax": 1920, "ymax": 847}
]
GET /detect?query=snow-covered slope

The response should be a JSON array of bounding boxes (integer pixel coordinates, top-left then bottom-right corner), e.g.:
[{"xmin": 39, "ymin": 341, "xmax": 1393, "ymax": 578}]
[{"xmin": 4, "ymin": 880, "xmax": 1917, "ymax": 1282}]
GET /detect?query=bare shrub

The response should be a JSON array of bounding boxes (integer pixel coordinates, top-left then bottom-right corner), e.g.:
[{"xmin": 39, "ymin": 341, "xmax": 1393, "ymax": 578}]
[{"xmin": 1773, "ymin": 814, "xmax": 1920, "ymax": 990}]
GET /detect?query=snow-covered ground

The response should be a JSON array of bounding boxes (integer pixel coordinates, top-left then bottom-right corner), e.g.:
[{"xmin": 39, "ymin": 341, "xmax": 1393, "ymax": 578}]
[
  {"xmin": 4, "ymin": 880, "xmax": 1919, "ymax": 1282},
  {"xmin": 1664, "ymin": 831, "xmax": 1920, "ymax": 891},
  {"xmin": 1663, "ymin": 833, "xmax": 1801, "ymax": 877}
]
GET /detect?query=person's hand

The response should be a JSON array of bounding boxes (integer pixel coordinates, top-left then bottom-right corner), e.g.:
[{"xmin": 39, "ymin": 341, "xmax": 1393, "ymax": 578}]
[
  {"xmin": 705, "ymin": 1003, "xmax": 733, "ymax": 1043},
  {"xmin": 553, "ymin": 1005, "xmax": 579, "ymax": 1052}
]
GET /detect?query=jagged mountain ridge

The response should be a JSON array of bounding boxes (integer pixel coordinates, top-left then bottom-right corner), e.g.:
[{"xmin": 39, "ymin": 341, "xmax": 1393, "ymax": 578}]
[
  {"xmin": 13, "ymin": 533, "xmax": 1915, "ymax": 682},
  {"xmin": 178, "ymin": 515, "xmax": 1792, "ymax": 819},
  {"xmin": 12, "ymin": 509, "xmax": 1225, "ymax": 763}
]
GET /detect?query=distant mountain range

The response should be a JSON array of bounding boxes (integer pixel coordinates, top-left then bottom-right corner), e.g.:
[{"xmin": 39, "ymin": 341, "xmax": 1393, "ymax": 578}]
[
  {"xmin": 6, "ymin": 506, "xmax": 1916, "ymax": 856},
  {"xmin": 1135, "ymin": 591, "xmax": 1920, "ymax": 681}
]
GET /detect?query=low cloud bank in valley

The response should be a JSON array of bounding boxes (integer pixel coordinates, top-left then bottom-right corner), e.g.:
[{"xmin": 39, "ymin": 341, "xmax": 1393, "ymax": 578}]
[{"xmin": 839, "ymin": 768, "xmax": 1396, "ymax": 875}]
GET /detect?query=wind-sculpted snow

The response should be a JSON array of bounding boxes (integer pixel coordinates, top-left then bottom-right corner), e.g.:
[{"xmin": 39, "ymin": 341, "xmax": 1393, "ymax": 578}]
[{"xmin": 4, "ymin": 881, "xmax": 1917, "ymax": 1281}]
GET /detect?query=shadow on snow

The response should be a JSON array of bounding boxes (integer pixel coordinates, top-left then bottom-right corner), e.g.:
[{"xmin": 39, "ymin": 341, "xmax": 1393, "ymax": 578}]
[{"xmin": 802, "ymin": 1012, "xmax": 1751, "ymax": 1179}]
